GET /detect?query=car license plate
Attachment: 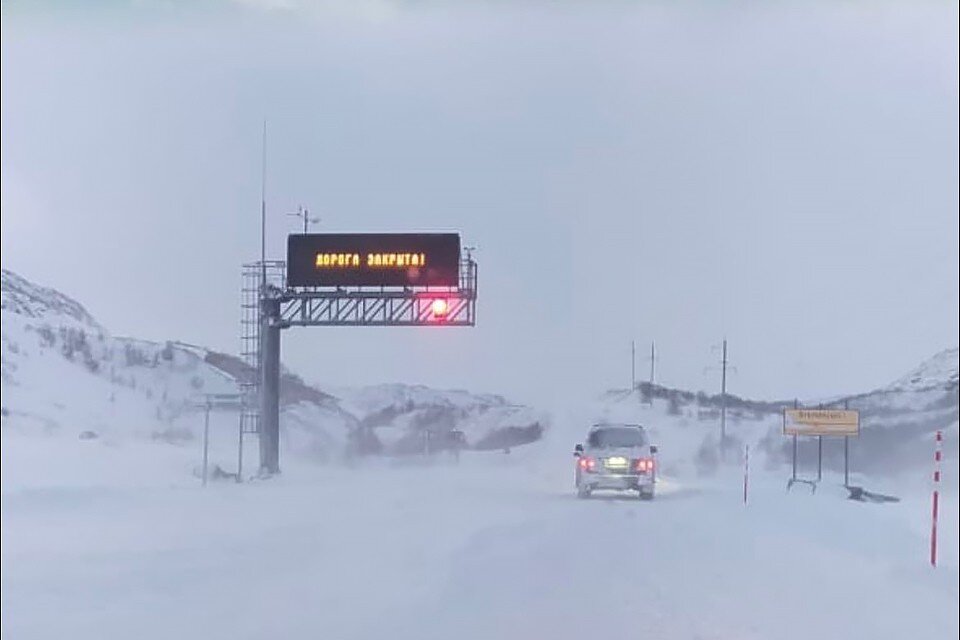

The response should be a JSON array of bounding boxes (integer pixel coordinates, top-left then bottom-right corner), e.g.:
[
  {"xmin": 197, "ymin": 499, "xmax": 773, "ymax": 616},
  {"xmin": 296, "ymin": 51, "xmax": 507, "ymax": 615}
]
[{"xmin": 605, "ymin": 456, "xmax": 628, "ymax": 468}]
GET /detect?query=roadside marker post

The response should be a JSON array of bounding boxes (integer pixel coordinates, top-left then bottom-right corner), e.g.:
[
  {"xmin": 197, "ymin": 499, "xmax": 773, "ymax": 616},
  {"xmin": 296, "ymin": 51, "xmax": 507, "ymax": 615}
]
[{"xmin": 931, "ymin": 430, "xmax": 942, "ymax": 567}]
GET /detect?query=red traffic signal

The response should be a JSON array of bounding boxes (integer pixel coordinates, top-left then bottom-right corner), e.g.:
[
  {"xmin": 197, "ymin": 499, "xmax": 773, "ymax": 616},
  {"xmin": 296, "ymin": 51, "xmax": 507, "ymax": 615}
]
[{"xmin": 430, "ymin": 298, "xmax": 449, "ymax": 318}]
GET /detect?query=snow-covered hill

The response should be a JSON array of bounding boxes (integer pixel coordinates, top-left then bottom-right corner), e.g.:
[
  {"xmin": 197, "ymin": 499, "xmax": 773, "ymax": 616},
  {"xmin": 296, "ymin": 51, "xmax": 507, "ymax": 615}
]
[
  {"xmin": 586, "ymin": 347, "xmax": 958, "ymax": 477},
  {"xmin": 2, "ymin": 268, "xmax": 273, "ymax": 445},
  {"xmin": 2, "ymin": 267, "xmax": 955, "ymax": 477},
  {"xmin": 885, "ymin": 347, "xmax": 959, "ymax": 393},
  {"xmin": 0, "ymin": 268, "xmax": 101, "ymax": 330},
  {"xmin": 334, "ymin": 383, "xmax": 545, "ymax": 454},
  {"xmin": 0, "ymin": 269, "xmax": 543, "ymax": 469},
  {"xmin": 818, "ymin": 347, "xmax": 959, "ymax": 472}
]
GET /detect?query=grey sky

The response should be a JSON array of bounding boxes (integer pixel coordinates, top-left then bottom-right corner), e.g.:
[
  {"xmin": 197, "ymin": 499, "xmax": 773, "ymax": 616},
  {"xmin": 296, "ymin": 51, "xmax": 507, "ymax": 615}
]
[{"xmin": 2, "ymin": 1, "xmax": 957, "ymax": 406}]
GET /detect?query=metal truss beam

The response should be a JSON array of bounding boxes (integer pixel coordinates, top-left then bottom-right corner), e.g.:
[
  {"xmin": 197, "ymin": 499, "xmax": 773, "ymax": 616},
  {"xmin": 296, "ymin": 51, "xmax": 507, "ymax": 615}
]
[
  {"xmin": 277, "ymin": 291, "xmax": 475, "ymax": 327},
  {"xmin": 274, "ymin": 259, "xmax": 477, "ymax": 328}
]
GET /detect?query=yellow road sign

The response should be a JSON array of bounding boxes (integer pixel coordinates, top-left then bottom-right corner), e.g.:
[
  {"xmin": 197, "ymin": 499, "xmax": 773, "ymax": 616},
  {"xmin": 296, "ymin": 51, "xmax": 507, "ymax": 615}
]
[{"xmin": 783, "ymin": 409, "xmax": 860, "ymax": 436}]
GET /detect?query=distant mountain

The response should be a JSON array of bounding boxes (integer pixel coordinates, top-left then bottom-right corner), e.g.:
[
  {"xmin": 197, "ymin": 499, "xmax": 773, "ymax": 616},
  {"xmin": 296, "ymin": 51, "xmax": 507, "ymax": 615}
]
[
  {"xmin": 3, "ymin": 267, "xmax": 951, "ymax": 476},
  {"xmin": 1, "ymin": 268, "xmax": 344, "ymax": 454},
  {"xmin": 599, "ymin": 348, "xmax": 958, "ymax": 474},
  {"xmin": 825, "ymin": 348, "xmax": 958, "ymax": 471},
  {"xmin": 335, "ymin": 383, "xmax": 545, "ymax": 454},
  {"xmin": 0, "ymin": 268, "xmax": 544, "ymax": 464},
  {"xmin": 883, "ymin": 348, "xmax": 958, "ymax": 394}
]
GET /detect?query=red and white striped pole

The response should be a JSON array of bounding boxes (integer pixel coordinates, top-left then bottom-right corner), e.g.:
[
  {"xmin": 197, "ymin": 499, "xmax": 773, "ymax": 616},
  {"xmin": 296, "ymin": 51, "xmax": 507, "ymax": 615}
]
[
  {"xmin": 743, "ymin": 444, "xmax": 750, "ymax": 505},
  {"xmin": 930, "ymin": 430, "xmax": 942, "ymax": 568}
]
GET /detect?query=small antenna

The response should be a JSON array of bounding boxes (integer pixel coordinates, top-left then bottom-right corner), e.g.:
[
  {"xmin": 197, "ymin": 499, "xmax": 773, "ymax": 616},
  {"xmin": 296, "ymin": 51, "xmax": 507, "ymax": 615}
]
[
  {"xmin": 260, "ymin": 120, "xmax": 268, "ymax": 287},
  {"xmin": 288, "ymin": 205, "xmax": 321, "ymax": 234}
]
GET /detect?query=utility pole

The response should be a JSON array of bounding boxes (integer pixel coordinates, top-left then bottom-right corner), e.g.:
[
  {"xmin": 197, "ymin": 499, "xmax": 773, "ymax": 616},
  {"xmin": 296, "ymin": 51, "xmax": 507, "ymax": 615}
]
[
  {"xmin": 631, "ymin": 340, "xmax": 636, "ymax": 391},
  {"xmin": 706, "ymin": 339, "xmax": 733, "ymax": 456},
  {"xmin": 649, "ymin": 341, "xmax": 656, "ymax": 385},
  {"xmin": 720, "ymin": 338, "xmax": 729, "ymax": 449}
]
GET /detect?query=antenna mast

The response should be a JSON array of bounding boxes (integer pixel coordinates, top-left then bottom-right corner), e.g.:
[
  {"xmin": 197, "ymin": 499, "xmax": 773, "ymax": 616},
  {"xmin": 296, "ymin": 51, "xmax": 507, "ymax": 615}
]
[{"xmin": 260, "ymin": 121, "xmax": 267, "ymax": 286}]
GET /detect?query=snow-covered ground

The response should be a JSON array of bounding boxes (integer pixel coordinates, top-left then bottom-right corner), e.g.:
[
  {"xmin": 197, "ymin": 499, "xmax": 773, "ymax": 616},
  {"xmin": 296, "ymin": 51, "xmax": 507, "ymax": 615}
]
[
  {"xmin": 3, "ymin": 268, "xmax": 958, "ymax": 639},
  {"xmin": 2, "ymin": 409, "xmax": 957, "ymax": 640}
]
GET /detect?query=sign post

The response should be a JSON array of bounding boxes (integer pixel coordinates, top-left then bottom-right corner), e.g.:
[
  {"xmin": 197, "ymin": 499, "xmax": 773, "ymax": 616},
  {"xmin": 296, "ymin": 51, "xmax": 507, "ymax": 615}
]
[
  {"xmin": 201, "ymin": 399, "xmax": 211, "ymax": 487},
  {"xmin": 817, "ymin": 435, "xmax": 823, "ymax": 482},
  {"xmin": 844, "ymin": 436, "xmax": 850, "ymax": 486},
  {"xmin": 783, "ymin": 408, "xmax": 860, "ymax": 491},
  {"xmin": 792, "ymin": 433, "xmax": 798, "ymax": 484},
  {"xmin": 192, "ymin": 393, "xmax": 243, "ymax": 485}
]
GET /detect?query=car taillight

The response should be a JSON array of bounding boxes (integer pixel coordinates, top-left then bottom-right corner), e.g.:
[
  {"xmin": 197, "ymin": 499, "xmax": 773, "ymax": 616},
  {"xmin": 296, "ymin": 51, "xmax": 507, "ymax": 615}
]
[
  {"xmin": 635, "ymin": 458, "xmax": 655, "ymax": 472},
  {"xmin": 578, "ymin": 456, "xmax": 597, "ymax": 472}
]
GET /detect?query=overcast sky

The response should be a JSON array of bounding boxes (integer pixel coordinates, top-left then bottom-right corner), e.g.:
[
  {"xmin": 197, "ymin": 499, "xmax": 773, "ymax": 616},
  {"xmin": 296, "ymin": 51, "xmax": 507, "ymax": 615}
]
[{"xmin": 2, "ymin": 1, "xmax": 958, "ymax": 406}]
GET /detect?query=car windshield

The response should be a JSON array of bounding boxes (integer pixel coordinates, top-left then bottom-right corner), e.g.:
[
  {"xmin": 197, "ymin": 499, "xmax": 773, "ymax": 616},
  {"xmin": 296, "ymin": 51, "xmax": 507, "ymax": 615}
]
[{"xmin": 588, "ymin": 427, "xmax": 647, "ymax": 448}]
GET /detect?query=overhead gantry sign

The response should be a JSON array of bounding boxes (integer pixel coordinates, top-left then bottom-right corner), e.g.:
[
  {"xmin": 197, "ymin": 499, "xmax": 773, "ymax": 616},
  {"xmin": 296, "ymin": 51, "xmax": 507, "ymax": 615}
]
[{"xmin": 254, "ymin": 232, "xmax": 477, "ymax": 474}]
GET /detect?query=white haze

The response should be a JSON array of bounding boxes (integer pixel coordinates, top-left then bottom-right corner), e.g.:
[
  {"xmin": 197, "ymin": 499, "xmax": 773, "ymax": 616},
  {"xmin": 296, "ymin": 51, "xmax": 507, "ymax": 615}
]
[{"xmin": 1, "ymin": 1, "xmax": 957, "ymax": 407}]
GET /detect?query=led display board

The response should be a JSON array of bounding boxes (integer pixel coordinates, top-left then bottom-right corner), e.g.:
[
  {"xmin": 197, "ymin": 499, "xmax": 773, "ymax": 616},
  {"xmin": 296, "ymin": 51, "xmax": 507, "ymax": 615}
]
[{"xmin": 287, "ymin": 233, "xmax": 461, "ymax": 287}]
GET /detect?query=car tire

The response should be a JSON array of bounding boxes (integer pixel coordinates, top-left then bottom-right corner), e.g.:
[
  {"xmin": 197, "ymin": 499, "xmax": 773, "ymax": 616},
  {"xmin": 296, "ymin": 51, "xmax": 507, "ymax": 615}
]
[
  {"xmin": 576, "ymin": 485, "xmax": 592, "ymax": 499},
  {"xmin": 639, "ymin": 489, "xmax": 655, "ymax": 501}
]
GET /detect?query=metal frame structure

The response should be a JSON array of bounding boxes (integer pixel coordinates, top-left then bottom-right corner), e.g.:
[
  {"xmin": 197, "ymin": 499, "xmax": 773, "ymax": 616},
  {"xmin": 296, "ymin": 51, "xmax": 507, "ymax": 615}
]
[
  {"xmin": 240, "ymin": 254, "xmax": 478, "ymax": 476},
  {"xmin": 193, "ymin": 393, "xmax": 243, "ymax": 486},
  {"xmin": 278, "ymin": 259, "xmax": 477, "ymax": 327},
  {"xmin": 238, "ymin": 261, "xmax": 286, "ymax": 478}
]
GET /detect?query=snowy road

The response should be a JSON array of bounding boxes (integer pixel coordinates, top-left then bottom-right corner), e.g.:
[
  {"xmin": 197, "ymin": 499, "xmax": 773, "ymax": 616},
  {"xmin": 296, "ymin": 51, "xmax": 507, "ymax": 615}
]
[{"xmin": 2, "ymin": 438, "xmax": 957, "ymax": 640}]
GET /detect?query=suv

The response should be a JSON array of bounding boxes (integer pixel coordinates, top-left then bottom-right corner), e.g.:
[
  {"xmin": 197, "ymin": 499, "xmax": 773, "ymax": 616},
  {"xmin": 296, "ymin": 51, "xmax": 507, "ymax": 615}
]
[{"xmin": 574, "ymin": 424, "xmax": 658, "ymax": 500}]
